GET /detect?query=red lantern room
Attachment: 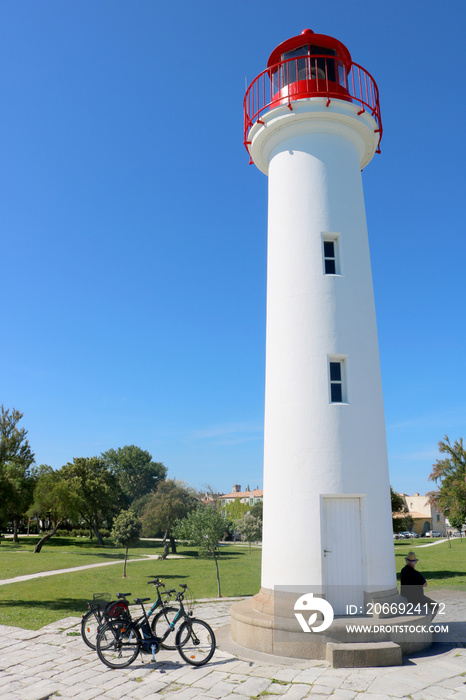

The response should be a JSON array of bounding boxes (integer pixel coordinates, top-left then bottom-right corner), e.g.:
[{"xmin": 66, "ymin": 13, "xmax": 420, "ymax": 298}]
[
  {"xmin": 244, "ymin": 29, "xmax": 382, "ymax": 158},
  {"xmin": 268, "ymin": 28, "xmax": 352, "ymax": 105}
]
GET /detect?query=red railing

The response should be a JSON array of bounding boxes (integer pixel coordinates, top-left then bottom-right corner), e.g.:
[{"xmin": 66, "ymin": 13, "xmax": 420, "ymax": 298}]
[{"xmin": 244, "ymin": 55, "xmax": 382, "ymax": 159}]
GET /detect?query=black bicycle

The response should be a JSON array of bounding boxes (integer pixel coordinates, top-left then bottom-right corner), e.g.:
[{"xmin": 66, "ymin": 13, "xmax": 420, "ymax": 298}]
[
  {"xmin": 147, "ymin": 579, "xmax": 182, "ymax": 650},
  {"xmin": 81, "ymin": 580, "xmax": 178, "ymax": 651},
  {"xmin": 81, "ymin": 592, "xmax": 131, "ymax": 650},
  {"xmin": 96, "ymin": 583, "xmax": 216, "ymax": 668}
]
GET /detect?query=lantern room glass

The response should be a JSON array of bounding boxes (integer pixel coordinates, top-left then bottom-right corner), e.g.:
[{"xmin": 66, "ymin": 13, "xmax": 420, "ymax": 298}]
[{"xmin": 280, "ymin": 44, "xmax": 338, "ymax": 86}]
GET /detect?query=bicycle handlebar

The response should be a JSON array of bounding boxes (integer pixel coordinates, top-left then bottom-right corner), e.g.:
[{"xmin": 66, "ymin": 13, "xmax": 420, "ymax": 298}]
[{"xmin": 144, "ymin": 580, "xmax": 188, "ymax": 602}]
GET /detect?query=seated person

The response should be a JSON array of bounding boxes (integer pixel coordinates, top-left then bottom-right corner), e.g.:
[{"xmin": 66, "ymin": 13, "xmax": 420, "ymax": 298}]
[{"xmin": 400, "ymin": 552, "xmax": 437, "ymax": 618}]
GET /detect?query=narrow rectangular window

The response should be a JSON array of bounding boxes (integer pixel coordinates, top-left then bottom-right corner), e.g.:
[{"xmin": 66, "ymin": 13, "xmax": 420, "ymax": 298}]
[
  {"xmin": 330, "ymin": 362, "xmax": 342, "ymax": 402},
  {"xmin": 329, "ymin": 357, "xmax": 347, "ymax": 403},
  {"xmin": 324, "ymin": 241, "xmax": 336, "ymax": 274},
  {"xmin": 322, "ymin": 233, "xmax": 340, "ymax": 275}
]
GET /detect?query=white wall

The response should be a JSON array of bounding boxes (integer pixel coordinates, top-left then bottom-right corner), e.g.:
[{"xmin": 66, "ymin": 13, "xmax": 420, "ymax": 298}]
[{"xmin": 249, "ymin": 101, "xmax": 396, "ymax": 596}]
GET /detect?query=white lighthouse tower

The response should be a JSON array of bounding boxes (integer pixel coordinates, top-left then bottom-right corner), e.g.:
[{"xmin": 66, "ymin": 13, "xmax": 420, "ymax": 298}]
[{"xmin": 231, "ymin": 29, "xmax": 403, "ymax": 660}]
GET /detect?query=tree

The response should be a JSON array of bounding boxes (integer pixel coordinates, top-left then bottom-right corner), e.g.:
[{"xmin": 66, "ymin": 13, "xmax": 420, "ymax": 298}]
[
  {"xmin": 219, "ymin": 499, "xmax": 250, "ymax": 520},
  {"xmin": 399, "ymin": 514, "xmax": 414, "ymax": 534},
  {"xmin": 27, "ymin": 465, "xmax": 70, "ymax": 553},
  {"xmin": 130, "ymin": 492, "xmax": 153, "ymax": 519},
  {"xmin": 201, "ymin": 483, "xmax": 220, "ymax": 509},
  {"xmin": 111, "ymin": 510, "xmax": 142, "ymax": 577},
  {"xmin": 235, "ymin": 513, "xmax": 262, "ymax": 552},
  {"xmin": 0, "ymin": 405, "xmax": 35, "ymax": 540},
  {"xmin": 3, "ymin": 462, "xmax": 37, "ymax": 542},
  {"xmin": 448, "ymin": 511, "xmax": 466, "ymax": 542},
  {"xmin": 391, "ymin": 487, "xmax": 407, "ymax": 533},
  {"xmin": 428, "ymin": 436, "xmax": 466, "ymax": 538},
  {"xmin": 173, "ymin": 506, "xmax": 226, "ymax": 597},
  {"xmin": 102, "ymin": 445, "xmax": 166, "ymax": 506},
  {"xmin": 140, "ymin": 479, "xmax": 199, "ymax": 554},
  {"xmin": 60, "ymin": 457, "xmax": 123, "ymax": 544},
  {"xmin": 249, "ymin": 500, "xmax": 263, "ymax": 521}
]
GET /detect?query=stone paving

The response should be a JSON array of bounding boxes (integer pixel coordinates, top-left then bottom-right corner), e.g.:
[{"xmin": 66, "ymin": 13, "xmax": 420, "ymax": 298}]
[{"xmin": 1, "ymin": 592, "xmax": 466, "ymax": 700}]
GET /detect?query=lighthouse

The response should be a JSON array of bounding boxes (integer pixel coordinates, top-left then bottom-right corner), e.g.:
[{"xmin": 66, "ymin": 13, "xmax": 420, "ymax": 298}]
[{"xmin": 231, "ymin": 29, "xmax": 404, "ymax": 660}]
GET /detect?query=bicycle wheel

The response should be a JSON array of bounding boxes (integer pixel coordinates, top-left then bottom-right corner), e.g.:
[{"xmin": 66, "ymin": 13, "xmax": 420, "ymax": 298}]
[
  {"xmin": 81, "ymin": 609, "xmax": 102, "ymax": 650},
  {"xmin": 175, "ymin": 619, "xmax": 216, "ymax": 666},
  {"xmin": 96, "ymin": 620, "xmax": 141, "ymax": 669},
  {"xmin": 150, "ymin": 606, "xmax": 182, "ymax": 651}
]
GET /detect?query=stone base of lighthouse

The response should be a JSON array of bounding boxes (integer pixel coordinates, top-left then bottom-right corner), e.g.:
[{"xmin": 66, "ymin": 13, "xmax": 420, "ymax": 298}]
[{"xmin": 230, "ymin": 588, "xmax": 433, "ymax": 667}]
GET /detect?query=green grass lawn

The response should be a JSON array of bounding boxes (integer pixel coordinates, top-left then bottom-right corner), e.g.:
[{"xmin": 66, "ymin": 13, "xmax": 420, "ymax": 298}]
[
  {"xmin": 0, "ymin": 537, "xmax": 261, "ymax": 629},
  {"xmin": 1, "ymin": 535, "xmax": 465, "ymax": 631},
  {"xmin": 0, "ymin": 536, "xmax": 136, "ymax": 578},
  {"xmin": 394, "ymin": 537, "xmax": 466, "ymax": 589}
]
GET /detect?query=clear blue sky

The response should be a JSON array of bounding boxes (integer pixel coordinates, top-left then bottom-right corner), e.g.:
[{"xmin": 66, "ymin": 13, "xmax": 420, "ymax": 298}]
[{"xmin": 2, "ymin": 1, "xmax": 465, "ymax": 497}]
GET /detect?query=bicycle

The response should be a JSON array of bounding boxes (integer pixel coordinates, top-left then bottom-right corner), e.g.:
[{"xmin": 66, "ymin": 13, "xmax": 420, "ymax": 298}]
[
  {"xmin": 147, "ymin": 579, "xmax": 182, "ymax": 650},
  {"xmin": 96, "ymin": 583, "xmax": 216, "ymax": 668},
  {"xmin": 81, "ymin": 579, "xmax": 178, "ymax": 651},
  {"xmin": 81, "ymin": 592, "xmax": 131, "ymax": 650}
]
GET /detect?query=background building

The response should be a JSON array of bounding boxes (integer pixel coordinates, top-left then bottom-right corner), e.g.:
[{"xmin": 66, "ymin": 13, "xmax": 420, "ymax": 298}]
[{"xmin": 395, "ymin": 493, "xmax": 446, "ymax": 535}]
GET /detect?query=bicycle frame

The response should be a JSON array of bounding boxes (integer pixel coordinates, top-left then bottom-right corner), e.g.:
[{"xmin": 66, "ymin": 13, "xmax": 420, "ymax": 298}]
[
  {"xmin": 96, "ymin": 582, "xmax": 215, "ymax": 668},
  {"xmin": 106, "ymin": 586, "xmax": 190, "ymax": 662}
]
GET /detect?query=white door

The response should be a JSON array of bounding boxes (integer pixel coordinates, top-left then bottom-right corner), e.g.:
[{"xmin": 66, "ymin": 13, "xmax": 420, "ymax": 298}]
[{"xmin": 322, "ymin": 497, "xmax": 364, "ymax": 615}]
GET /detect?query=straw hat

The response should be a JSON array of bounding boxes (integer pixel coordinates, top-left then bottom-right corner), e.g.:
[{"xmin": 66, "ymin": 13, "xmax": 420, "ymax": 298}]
[{"xmin": 406, "ymin": 552, "xmax": 418, "ymax": 562}]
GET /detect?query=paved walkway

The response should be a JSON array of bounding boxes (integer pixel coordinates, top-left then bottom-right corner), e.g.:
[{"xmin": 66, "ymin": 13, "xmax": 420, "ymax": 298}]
[
  {"xmin": 416, "ymin": 539, "xmax": 449, "ymax": 548},
  {"xmin": 1, "ymin": 590, "xmax": 466, "ymax": 700},
  {"xmin": 0, "ymin": 555, "xmax": 186, "ymax": 587}
]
